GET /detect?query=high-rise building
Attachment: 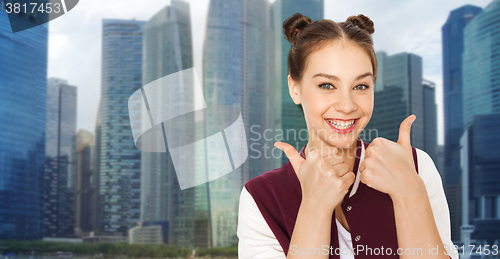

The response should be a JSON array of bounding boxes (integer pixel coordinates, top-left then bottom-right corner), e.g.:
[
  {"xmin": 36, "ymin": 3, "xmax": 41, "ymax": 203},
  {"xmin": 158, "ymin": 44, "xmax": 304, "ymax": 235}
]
[
  {"xmin": 193, "ymin": 117, "xmax": 211, "ymax": 249},
  {"xmin": 43, "ymin": 78, "xmax": 77, "ymax": 238},
  {"xmin": 99, "ymin": 19, "xmax": 146, "ymax": 236},
  {"xmin": 461, "ymin": 0, "xmax": 500, "ymax": 244},
  {"xmin": 93, "ymin": 104, "xmax": 102, "ymax": 234},
  {"xmin": 140, "ymin": 0, "xmax": 195, "ymax": 248},
  {"xmin": 75, "ymin": 129, "xmax": 95, "ymax": 237},
  {"xmin": 441, "ymin": 4, "xmax": 482, "ymax": 241},
  {"xmin": 129, "ymin": 221, "xmax": 168, "ymax": 244},
  {"xmin": 271, "ymin": 0, "xmax": 324, "ymax": 167},
  {"xmin": 363, "ymin": 51, "xmax": 425, "ymax": 150},
  {"xmin": 202, "ymin": 0, "xmax": 273, "ymax": 247},
  {"xmin": 460, "ymin": 113, "xmax": 500, "ymax": 245},
  {"xmin": 0, "ymin": 2, "xmax": 48, "ymax": 240},
  {"xmin": 436, "ymin": 144, "xmax": 445, "ymax": 180},
  {"xmin": 462, "ymin": 1, "xmax": 500, "ymax": 128},
  {"xmin": 423, "ymin": 79, "xmax": 438, "ymax": 163}
]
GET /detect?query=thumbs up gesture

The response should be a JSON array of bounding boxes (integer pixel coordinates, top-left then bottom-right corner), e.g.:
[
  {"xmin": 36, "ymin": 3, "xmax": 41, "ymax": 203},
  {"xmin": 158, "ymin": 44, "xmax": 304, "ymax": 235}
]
[
  {"xmin": 358, "ymin": 115, "xmax": 425, "ymax": 198},
  {"xmin": 274, "ymin": 142, "xmax": 356, "ymax": 213}
]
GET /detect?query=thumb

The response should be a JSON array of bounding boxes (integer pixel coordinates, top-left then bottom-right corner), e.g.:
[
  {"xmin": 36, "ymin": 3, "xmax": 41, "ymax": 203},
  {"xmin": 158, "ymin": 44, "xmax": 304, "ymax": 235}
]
[
  {"xmin": 274, "ymin": 141, "xmax": 305, "ymax": 174},
  {"xmin": 397, "ymin": 114, "xmax": 416, "ymax": 149}
]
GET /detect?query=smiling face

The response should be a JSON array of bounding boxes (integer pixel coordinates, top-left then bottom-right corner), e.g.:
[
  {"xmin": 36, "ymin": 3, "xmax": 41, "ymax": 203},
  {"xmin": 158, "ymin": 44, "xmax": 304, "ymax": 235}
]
[{"xmin": 288, "ymin": 40, "xmax": 375, "ymax": 150}]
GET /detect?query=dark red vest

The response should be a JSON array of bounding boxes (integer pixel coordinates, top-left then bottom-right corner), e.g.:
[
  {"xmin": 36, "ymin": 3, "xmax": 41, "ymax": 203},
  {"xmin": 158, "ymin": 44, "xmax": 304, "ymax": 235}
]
[{"xmin": 244, "ymin": 136, "xmax": 420, "ymax": 258}]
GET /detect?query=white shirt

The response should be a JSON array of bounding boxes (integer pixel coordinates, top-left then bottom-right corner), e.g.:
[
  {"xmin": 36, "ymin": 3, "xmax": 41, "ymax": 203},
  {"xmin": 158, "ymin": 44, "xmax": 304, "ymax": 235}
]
[
  {"xmin": 237, "ymin": 146, "xmax": 458, "ymax": 259},
  {"xmin": 336, "ymin": 217, "xmax": 353, "ymax": 259}
]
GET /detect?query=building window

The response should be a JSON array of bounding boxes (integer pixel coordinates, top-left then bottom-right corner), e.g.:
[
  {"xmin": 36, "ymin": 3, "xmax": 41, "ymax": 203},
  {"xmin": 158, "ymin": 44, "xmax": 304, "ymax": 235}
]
[
  {"xmin": 450, "ymin": 69, "xmax": 460, "ymax": 89},
  {"xmin": 484, "ymin": 196, "xmax": 497, "ymax": 219}
]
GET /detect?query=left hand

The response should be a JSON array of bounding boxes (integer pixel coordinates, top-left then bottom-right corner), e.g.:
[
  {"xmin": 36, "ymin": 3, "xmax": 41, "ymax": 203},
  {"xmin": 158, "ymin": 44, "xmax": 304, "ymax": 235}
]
[{"xmin": 358, "ymin": 115, "xmax": 425, "ymax": 198}]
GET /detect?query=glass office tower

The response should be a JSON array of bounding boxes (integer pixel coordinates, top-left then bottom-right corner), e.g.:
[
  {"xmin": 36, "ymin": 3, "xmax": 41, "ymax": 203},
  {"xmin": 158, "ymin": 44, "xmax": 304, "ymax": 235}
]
[
  {"xmin": 462, "ymin": 1, "xmax": 500, "ymax": 128},
  {"xmin": 0, "ymin": 2, "xmax": 48, "ymax": 240},
  {"xmin": 44, "ymin": 78, "xmax": 77, "ymax": 238},
  {"xmin": 140, "ymin": 0, "xmax": 195, "ymax": 248},
  {"xmin": 461, "ymin": 0, "xmax": 500, "ymax": 244},
  {"xmin": 422, "ymin": 79, "xmax": 438, "ymax": 164},
  {"xmin": 93, "ymin": 106, "xmax": 102, "ymax": 234},
  {"xmin": 75, "ymin": 129, "xmax": 95, "ymax": 236},
  {"xmin": 460, "ymin": 113, "xmax": 500, "ymax": 244},
  {"xmin": 203, "ymin": 0, "xmax": 273, "ymax": 247},
  {"xmin": 364, "ymin": 51, "xmax": 425, "ymax": 150},
  {"xmin": 441, "ymin": 4, "xmax": 482, "ymax": 241},
  {"xmin": 99, "ymin": 19, "xmax": 146, "ymax": 236},
  {"xmin": 271, "ymin": 0, "xmax": 324, "ymax": 167}
]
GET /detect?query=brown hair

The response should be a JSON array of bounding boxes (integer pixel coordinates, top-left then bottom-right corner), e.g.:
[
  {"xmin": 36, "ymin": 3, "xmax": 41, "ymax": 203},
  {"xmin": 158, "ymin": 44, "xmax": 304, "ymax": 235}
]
[{"xmin": 283, "ymin": 13, "xmax": 377, "ymax": 84}]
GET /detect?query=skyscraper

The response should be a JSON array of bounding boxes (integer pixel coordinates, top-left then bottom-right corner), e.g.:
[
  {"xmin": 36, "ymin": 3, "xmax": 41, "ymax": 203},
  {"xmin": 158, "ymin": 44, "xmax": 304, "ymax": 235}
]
[
  {"xmin": 99, "ymin": 19, "xmax": 146, "ymax": 236},
  {"xmin": 423, "ymin": 79, "xmax": 438, "ymax": 164},
  {"xmin": 75, "ymin": 129, "xmax": 95, "ymax": 237},
  {"xmin": 364, "ymin": 51, "xmax": 425, "ymax": 150},
  {"xmin": 202, "ymin": 0, "xmax": 273, "ymax": 247},
  {"xmin": 193, "ymin": 117, "xmax": 211, "ymax": 249},
  {"xmin": 462, "ymin": 1, "xmax": 500, "ymax": 128},
  {"xmin": 271, "ymin": 0, "xmax": 324, "ymax": 167},
  {"xmin": 0, "ymin": 4, "xmax": 48, "ymax": 239},
  {"xmin": 441, "ymin": 4, "xmax": 482, "ymax": 241},
  {"xmin": 436, "ymin": 144, "xmax": 445, "ymax": 180},
  {"xmin": 460, "ymin": 113, "xmax": 500, "ymax": 245},
  {"xmin": 44, "ymin": 78, "xmax": 77, "ymax": 238},
  {"xmin": 140, "ymin": 0, "xmax": 195, "ymax": 248},
  {"xmin": 461, "ymin": 0, "xmax": 500, "ymax": 244},
  {"xmin": 93, "ymin": 104, "xmax": 102, "ymax": 234}
]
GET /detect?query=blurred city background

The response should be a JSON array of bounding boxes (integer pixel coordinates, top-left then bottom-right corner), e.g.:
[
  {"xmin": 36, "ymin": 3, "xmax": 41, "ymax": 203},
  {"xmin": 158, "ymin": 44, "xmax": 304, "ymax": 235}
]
[{"xmin": 0, "ymin": 0, "xmax": 499, "ymax": 258}]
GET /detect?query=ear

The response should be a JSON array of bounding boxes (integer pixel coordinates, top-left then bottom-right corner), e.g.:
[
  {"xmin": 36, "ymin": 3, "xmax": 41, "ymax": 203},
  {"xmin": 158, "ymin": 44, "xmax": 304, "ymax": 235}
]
[{"xmin": 288, "ymin": 74, "xmax": 302, "ymax": 105}]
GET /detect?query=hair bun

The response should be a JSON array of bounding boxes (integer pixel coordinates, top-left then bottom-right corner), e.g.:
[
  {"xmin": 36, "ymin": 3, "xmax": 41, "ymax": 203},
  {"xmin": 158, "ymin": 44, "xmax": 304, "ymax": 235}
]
[
  {"xmin": 283, "ymin": 13, "xmax": 313, "ymax": 45},
  {"xmin": 346, "ymin": 14, "xmax": 374, "ymax": 34}
]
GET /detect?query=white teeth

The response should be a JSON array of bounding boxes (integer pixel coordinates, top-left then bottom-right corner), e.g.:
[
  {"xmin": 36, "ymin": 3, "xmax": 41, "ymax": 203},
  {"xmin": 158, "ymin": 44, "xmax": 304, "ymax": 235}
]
[{"xmin": 327, "ymin": 119, "xmax": 355, "ymax": 129}]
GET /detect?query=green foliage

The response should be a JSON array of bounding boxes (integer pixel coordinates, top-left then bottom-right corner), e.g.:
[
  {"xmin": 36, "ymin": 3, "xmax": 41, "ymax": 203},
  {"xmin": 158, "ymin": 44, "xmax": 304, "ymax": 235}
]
[
  {"xmin": 0, "ymin": 240, "xmax": 191, "ymax": 258},
  {"xmin": 196, "ymin": 245, "xmax": 237, "ymax": 256},
  {"xmin": 0, "ymin": 240, "xmax": 240, "ymax": 258}
]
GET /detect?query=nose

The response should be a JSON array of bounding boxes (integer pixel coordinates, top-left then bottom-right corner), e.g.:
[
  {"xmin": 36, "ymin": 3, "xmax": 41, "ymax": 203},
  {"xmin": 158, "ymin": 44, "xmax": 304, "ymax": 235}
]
[{"xmin": 333, "ymin": 91, "xmax": 357, "ymax": 114}]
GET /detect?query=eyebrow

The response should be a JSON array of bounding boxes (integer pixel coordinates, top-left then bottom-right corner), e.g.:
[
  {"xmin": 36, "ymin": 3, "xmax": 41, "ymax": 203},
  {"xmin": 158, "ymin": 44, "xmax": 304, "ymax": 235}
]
[{"xmin": 312, "ymin": 72, "xmax": 373, "ymax": 81}]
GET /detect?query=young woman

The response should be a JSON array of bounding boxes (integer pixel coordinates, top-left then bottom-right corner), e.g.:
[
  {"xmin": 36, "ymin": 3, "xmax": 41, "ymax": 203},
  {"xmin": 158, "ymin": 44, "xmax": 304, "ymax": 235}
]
[{"xmin": 237, "ymin": 13, "xmax": 457, "ymax": 259}]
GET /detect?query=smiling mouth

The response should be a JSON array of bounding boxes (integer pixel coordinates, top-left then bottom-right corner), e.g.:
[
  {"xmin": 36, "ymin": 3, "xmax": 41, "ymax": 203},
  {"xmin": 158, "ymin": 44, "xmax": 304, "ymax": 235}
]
[{"xmin": 325, "ymin": 118, "xmax": 358, "ymax": 129}]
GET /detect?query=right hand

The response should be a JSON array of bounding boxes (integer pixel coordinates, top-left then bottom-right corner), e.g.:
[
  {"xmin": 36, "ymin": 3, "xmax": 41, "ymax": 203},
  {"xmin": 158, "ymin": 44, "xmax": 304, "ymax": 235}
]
[{"xmin": 274, "ymin": 142, "xmax": 356, "ymax": 213}]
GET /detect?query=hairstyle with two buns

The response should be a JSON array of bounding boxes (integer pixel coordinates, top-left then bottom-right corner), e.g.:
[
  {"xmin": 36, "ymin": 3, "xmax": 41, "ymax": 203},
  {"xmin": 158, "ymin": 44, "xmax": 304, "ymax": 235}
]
[{"xmin": 283, "ymin": 13, "xmax": 377, "ymax": 85}]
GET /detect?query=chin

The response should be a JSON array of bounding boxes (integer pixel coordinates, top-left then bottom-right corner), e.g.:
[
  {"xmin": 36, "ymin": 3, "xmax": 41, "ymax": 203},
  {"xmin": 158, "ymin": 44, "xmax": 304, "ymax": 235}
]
[
  {"xmin": 326, "ymin": 137, "xmax": 356, "ymax": 150},
  {"xmin": 335, "ymin": 140, "xmax": 356, "ymax": 149}
]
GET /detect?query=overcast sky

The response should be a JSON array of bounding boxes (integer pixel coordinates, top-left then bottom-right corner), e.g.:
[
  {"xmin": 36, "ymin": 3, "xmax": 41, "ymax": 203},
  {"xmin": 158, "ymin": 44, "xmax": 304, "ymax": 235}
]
[{"xmin": 47, "ymin": 0, "xmax": 493, "ymax": 145}]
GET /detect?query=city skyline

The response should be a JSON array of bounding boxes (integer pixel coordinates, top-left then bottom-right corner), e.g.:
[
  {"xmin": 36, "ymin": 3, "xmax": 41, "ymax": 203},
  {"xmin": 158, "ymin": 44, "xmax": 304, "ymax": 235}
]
[
  {"xmin": 48, "ymin": 0, "xmax": 493, "ymax": 146},
  {"xmin": 1, "ymin": 0, "xmax": 498, "ymax": 249}
]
